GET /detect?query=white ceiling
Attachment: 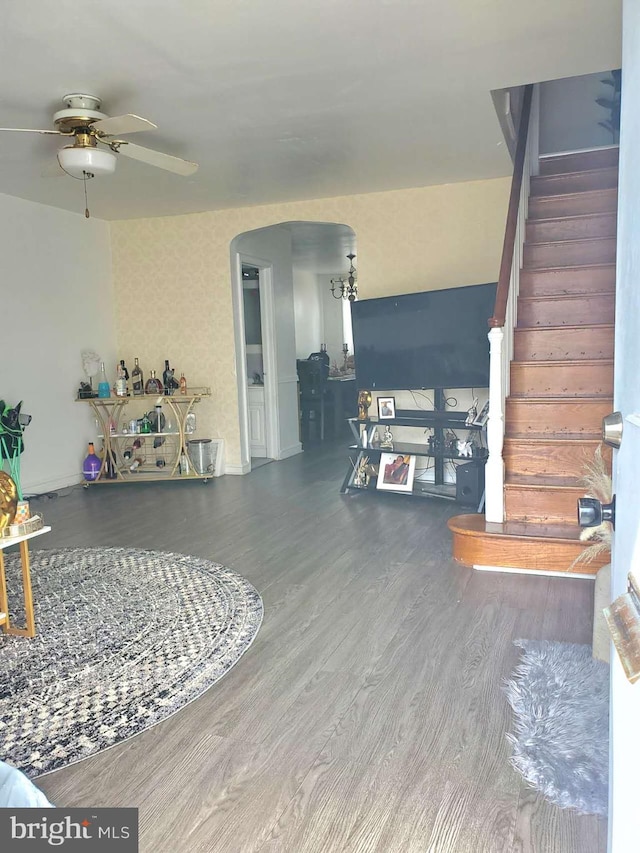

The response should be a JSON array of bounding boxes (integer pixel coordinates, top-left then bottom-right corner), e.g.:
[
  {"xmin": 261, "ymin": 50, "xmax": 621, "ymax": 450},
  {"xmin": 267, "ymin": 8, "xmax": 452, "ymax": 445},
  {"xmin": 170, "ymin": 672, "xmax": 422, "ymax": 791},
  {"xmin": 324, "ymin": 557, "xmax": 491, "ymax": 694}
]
[{"xmin": 0, "ymin": 0, "xmax": 621, "ymax": 221}]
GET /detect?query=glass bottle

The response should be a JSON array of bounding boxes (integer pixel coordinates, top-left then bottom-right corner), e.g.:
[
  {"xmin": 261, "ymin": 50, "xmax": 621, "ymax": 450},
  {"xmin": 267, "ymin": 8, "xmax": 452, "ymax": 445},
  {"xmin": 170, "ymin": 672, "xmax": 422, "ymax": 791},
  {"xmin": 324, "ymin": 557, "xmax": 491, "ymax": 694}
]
[
  {"xmin": 115, "ymin": 361, "xmax": 127, "ymax": 397},
  {"xmin": 140, "ymin": 413, "xmax": 152, "ymax": 434},
  {"xmin": 131, "ymin": 357, "xmax": 144, "ymax": 396},
  {"xmin": 83, "ymin": 442, "xmax": 102, "ymax": 481},
  {"xmin": 179, "ymin": 373, "xmax": 187, "ymax": 395},
  {"xmin": 97, "ymin": 362, "xmax": 110, "ymax": 398},
  {"xmin": 163, "ymin": 359, "xmax": 177, "ymax": 396},
  {"xmin": 145, "ymin": 370, "xmax": 163, "ymax": 394}
]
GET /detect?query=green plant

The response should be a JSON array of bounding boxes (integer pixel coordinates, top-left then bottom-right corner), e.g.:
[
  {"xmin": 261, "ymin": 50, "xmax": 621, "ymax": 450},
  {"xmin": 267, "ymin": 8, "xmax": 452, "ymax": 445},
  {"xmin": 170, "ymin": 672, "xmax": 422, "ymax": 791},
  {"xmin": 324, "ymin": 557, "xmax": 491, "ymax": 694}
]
[{"xmin": 596, "ymin": 69, "xmax": 622, "ymax": 143}]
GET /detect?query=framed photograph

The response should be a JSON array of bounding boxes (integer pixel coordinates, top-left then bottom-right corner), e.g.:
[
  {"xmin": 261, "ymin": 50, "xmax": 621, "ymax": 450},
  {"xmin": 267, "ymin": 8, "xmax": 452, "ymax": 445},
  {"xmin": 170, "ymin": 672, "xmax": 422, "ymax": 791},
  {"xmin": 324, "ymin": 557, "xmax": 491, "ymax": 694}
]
[
  {"xmin": 376, "ymin": 453, "xmax": 416, "ymax": 493},
  {"xmin": 472, "ymin": 400, "xmax": 490, "ymax": 427},
  {"xmin": 377, "ymin": 396, "xmax": 396, "ymax": 420}
]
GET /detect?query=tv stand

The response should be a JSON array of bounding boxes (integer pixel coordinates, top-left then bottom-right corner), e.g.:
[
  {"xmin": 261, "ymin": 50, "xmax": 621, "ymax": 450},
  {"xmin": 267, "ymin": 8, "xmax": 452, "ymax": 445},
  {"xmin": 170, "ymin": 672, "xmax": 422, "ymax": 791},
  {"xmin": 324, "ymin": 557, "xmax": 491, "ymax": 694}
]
[{"xmin": 340, "ymin": 391, "xmax": 486, "ymax": 506}]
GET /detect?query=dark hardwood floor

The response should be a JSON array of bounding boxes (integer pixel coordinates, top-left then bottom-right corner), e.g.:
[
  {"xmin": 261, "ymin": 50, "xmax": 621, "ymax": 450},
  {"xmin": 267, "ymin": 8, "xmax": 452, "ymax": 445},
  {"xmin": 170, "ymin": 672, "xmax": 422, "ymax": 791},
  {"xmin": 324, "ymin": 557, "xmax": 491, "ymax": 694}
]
[{"xmin": 29, "ymin": 440, "xmax": 605, "ymax": 852}]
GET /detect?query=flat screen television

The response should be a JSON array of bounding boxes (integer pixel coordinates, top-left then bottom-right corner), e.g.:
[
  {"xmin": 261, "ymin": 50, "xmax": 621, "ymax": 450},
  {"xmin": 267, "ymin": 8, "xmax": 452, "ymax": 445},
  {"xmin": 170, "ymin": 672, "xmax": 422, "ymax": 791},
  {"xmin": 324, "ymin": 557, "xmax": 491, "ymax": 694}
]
[{"xmin": 351, "ymin": 282, "xmax": 497, "ymax": 391}]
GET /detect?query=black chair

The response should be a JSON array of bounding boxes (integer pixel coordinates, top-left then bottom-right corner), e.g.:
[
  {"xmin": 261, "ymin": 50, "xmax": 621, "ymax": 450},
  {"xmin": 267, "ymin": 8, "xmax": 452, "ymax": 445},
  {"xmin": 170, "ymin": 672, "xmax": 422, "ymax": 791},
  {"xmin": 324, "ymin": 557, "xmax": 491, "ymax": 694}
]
[{"xmin": 297, "ymin": 359, "xmax": 333, "ymax": 444}]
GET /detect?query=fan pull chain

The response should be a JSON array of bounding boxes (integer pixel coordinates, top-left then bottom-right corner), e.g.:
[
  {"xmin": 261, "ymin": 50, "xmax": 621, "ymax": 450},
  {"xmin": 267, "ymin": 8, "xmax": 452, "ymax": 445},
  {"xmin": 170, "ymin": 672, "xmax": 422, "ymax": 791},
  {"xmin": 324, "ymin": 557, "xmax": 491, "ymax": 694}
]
[{"xmin": 83, "ymin": 171, "xmax": 90, "ymax": 218}]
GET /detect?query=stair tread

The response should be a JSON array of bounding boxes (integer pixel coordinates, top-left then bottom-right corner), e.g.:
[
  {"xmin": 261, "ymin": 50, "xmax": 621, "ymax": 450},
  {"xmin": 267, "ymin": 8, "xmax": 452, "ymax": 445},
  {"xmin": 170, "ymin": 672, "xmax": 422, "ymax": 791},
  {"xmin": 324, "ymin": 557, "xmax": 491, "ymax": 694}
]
[
  {"xmin": 531, "ymin": 187, "xmax": 617, "ymax": 202},
  {"xmin": 527, "ymin": 211, "xmax": 616, "ymax": 225},
  {"xmin": 508, "ymin": 394, "xmax": 612, "ymax": 402},
  {"xmin": 505, "ymin": 474, "xmax": 582, "ymax": 489},
  {"xmin": 525, "ymin": 235, "xmax": 616, "ymax": 248},
  {"xmin": 504, "ymin": 436, "xmax": 604, "ymax": 445},
  {"xmin": 533, "ymin": 166, "xmax": 618, "ymax": 180},
  {"xmin": 448, "ymin": 514, "xmax": 583, "ymax": 543},
  {"xmin": 512, "ymin": 358, "xmax": 614, "ymax": 366},
  {"xmin": 518, "ymin": 292, "xmax": 613, "ymax": 303},
  {"xmin": 515, "ymin": 323, "xmax": 614, "ymax": 332}
]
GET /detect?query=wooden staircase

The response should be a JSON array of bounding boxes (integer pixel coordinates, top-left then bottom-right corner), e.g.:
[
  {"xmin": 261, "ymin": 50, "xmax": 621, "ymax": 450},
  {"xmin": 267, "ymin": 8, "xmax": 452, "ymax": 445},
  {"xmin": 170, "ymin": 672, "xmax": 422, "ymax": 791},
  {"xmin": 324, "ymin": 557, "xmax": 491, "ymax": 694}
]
[{"xmin": 449, "ymin": 147, "xmax": 617, "ymax": 574}]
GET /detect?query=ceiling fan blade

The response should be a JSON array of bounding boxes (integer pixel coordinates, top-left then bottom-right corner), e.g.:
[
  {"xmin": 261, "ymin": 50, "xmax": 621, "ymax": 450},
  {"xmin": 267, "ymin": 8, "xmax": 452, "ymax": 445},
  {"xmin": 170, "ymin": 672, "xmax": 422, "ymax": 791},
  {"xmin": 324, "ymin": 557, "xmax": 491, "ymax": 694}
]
[
  {"xmin": 91, "ymin": 114, "xmax": 157, "ymax": 137},
  {"xmin": 116, "ymin": 141, "xmax": 198, "ymax": 176},
  {"xmin": 0, "ymin": 127, "xmax": 63, "ymax": 135}
]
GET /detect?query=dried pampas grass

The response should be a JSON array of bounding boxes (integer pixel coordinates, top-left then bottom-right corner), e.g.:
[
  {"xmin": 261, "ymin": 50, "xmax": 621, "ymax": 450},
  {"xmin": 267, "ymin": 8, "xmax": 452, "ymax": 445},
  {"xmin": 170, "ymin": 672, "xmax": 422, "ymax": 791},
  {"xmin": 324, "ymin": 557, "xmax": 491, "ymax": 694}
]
[{"xmin": 571, "ymin": 445, "xmax": 613, "ymax": 568}]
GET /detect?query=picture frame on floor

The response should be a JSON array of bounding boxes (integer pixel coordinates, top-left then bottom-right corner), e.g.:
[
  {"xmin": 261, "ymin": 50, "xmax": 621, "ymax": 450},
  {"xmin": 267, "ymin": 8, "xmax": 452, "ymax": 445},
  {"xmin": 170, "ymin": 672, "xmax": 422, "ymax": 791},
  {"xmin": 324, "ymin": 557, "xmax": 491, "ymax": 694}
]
[{"xmin": 376, "ymin": 453, "xmax": 416, "ymax": 492}]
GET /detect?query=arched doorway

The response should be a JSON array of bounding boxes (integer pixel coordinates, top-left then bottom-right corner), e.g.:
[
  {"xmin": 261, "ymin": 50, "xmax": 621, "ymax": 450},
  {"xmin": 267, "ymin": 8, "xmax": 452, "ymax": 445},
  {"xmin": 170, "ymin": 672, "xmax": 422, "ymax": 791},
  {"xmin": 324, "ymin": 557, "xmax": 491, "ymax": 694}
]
[{"xmin": 231, "ymin": 221, "xmax": 356, "ymax": 473}]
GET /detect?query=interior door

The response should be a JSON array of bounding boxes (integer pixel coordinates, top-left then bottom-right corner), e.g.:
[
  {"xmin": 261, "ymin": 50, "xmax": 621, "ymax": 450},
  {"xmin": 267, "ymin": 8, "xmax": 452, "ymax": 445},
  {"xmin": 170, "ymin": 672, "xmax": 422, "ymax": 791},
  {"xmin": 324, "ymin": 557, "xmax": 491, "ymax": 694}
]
[{"xmin": 608, "ymin": 3, "xmax": 640, "ymax": 849}]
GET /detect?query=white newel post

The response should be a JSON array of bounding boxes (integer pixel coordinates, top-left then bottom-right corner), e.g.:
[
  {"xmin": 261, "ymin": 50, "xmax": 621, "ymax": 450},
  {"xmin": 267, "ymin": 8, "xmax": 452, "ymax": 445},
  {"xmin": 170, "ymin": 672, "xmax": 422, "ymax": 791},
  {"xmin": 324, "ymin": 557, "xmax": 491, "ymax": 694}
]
[{"xmin": 485, "ymin": 326, "xmax": 505, "ymax": 523}]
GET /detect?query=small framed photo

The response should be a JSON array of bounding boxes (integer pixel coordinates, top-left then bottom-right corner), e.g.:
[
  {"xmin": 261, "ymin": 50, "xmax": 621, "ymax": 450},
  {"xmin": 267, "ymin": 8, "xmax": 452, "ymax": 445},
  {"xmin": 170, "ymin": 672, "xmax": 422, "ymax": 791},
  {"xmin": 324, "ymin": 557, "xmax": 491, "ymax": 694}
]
[
  {"xmin": 472, "ymin": 400, "xmax": 490, "ymax": 427},
  {"xmin": 376, "ymin": 453, "xmax": 416, "ymax": 493},
  {"xmin": 377, "ymin": 396, "xmax": 396, "ymax": 420}
]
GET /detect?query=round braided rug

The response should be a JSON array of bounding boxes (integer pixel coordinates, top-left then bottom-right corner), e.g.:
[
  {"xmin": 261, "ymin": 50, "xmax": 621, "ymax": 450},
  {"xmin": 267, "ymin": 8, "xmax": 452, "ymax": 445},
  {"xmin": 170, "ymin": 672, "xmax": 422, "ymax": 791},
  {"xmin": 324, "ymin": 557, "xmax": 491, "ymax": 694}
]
[{"xmin": 0, "ymin": 547, "xmax": 263, "ymax": 778}]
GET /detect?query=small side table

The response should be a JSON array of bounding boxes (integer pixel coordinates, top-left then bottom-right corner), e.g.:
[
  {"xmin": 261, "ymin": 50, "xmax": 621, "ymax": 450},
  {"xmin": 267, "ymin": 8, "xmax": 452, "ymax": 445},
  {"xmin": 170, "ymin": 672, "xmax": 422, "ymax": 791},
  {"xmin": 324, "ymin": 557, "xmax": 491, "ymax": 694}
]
[{"xmin": 0, "ymin": 525, "xmax": 51, "ymax": 638}]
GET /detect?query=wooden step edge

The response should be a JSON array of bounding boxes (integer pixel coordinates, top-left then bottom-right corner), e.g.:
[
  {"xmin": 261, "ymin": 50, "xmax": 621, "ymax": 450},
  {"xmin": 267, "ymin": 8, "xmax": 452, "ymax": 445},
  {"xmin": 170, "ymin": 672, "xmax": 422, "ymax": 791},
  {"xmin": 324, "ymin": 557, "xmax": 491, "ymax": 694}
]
[
  {"xmin": 506, "ymin": 431, "xmax": 602, "ymax": 441},
  {"xmin": 520, "ymin": 262, "xmax": 616, "ymax": 274},
  {"xmin": 526, "ymin": 211, "xmax": 617, "ymax": 226},
  {"xmin": 448, "ymin": 514, "xmax": 583, "ymax": 543},
  {"xmin": 448, "ymin": 514, "xmax": 606, "ymax": 574},
  {"xmin": 524, "ymin": 235, "xmax": 617, "ymax": 249},
  {"xmin": 530, "ymin": 187, "xmax": 618, "ymax": 204},
  {"xmin": 512, "ymin": 358, "xmax": 614, "ymax": 367},
  {"xmin": 503, "ymin": 437, "xmax": 606, "ymax": 446},
  {"xmin": 514, "ymin": 323, "xmax": 615, "ymax": 333},
  {"xmin": 517, "ymin": 292, "xmax": 614, "ymax": 304},
  {"xmin": 504, "ymin": 477, "xmax": 583, "ymax": 490},
  {"xmin": 533, "ymin": 166, "xmax": 619, "ymax": 180},
  {"xmin": 507, "ymin": 394, "xmax": 613, "ymax": 403}
]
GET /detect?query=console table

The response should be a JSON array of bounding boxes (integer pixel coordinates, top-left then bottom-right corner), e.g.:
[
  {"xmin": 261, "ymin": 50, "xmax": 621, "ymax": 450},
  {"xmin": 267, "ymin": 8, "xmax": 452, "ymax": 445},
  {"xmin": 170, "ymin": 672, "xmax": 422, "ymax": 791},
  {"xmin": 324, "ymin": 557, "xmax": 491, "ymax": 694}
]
[
  {"xmin": 340, "ymin": 397, "xmax": 487, "ymax": 505},
  {"xmin": 0, "ymin": 525, "xmax": 51, "ymax": 638}
]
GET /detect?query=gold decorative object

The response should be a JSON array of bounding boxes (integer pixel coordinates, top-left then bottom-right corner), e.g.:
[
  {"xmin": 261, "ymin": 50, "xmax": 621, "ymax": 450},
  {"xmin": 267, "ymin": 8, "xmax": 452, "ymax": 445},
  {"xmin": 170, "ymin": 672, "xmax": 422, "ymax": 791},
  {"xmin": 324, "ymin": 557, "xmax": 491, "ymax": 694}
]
[
  {"xmin": 0, "ymin": 470, "xmax": 18, "ymax": 531},
  {"xmin": 358, "ymin": 389, "xmax": 372, "ymax": 420}
]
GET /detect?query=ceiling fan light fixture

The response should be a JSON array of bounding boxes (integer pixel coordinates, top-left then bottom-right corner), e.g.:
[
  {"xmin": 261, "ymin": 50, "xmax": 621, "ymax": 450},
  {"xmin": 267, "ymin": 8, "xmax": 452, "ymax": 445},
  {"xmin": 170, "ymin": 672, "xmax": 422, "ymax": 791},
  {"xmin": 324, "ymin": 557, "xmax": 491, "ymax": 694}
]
[{"xmin": 57, "ymin": 146, "xmax": 117, "ymax": 178}]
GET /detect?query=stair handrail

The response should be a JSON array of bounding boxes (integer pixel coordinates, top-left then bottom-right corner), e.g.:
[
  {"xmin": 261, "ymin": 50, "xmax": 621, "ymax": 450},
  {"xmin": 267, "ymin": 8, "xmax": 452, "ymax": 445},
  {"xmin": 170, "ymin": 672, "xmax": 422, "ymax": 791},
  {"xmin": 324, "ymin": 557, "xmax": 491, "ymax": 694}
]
[{"xmin": 485, "ymin": 83, "xmax": 536, "ymax": 524}]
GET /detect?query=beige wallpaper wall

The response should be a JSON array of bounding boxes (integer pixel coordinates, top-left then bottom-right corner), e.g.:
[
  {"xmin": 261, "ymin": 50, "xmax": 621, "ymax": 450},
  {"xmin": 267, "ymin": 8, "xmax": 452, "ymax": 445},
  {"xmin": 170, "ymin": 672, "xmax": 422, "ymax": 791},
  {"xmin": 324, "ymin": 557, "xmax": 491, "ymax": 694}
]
[{"xmin": 110, "ymin": 176, "xmax": 510, "ymax": 468}]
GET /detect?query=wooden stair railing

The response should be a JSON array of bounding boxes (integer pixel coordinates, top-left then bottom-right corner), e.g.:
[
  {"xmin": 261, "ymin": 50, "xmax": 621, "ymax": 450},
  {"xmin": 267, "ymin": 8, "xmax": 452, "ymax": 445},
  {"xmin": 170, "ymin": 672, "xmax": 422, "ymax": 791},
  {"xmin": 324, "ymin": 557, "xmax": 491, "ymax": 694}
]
[{"xmin": 485, "ymin": 83, "xmax": 534, "ymax": 523}]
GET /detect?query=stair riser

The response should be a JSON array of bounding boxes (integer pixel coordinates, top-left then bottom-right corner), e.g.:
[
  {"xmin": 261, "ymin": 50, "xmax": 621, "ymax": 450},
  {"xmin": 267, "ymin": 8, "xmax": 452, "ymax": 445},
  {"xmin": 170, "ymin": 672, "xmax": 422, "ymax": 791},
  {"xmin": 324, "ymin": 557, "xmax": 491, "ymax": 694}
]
[
  {"xmin": 514, "ymin": 327, "xmax": 614, "ymax": 361},
  {"xmin": 505, "ymin": 487, "xmax": 582, "ymax": 525},
  {"xmin": 523, "ymin": 239, "xmax": 616, "ymax": 269},
  {"xmin": 526, "ymin": 213, "xmax": 616, "ymax": 243},
  {"xmin": 505, "ymin": 399, "xmax": 612, "ymax": 438},
  {"xmin": 510, "ymin": 362, "xmax": 613, "ymax": 398},
  {"xmin": 531, "ymin": 168, "xmax": 618, "ymax": 196},
  {"xmin": 538, "ymin": 148, "xmax": 619, "ymax": 175},
  {"xmin": 517, "ymin": 294, "xmax": 615, "ymax": 327},
  {"xmin": 450, "ymin": 530, "xmax": 604, "ymax": 573},
  {"xmin": 504, "ymin": 440, "xmax": 612, "ymax": 479},
  {"xmin": 519, "ymin": 266, "xmax": 616, "ymax": 298},
  {"xmin": 529, "ymin": 189, "xmax": 618, "ymax": 220}
]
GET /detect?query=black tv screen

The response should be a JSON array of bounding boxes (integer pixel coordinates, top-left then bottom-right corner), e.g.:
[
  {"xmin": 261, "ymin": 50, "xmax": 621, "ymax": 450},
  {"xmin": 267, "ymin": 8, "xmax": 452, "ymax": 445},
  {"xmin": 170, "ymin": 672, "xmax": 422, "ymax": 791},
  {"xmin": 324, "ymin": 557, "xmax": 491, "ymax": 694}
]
[{"xmin": 351, "ymin": 282, "xmax": 497, "ymax": 391}]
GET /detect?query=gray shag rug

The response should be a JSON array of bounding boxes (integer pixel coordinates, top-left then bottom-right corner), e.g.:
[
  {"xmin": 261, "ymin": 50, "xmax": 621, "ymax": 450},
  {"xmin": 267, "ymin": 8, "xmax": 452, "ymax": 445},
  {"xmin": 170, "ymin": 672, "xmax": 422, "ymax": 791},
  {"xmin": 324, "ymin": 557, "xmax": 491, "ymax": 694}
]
[
  {"xmin": 0, "ymin": 547, "xmax": 262, "ymax": 778},
  {"xmin": 505, "ymin": 640, "xmax": 609, "ymax": 816}
]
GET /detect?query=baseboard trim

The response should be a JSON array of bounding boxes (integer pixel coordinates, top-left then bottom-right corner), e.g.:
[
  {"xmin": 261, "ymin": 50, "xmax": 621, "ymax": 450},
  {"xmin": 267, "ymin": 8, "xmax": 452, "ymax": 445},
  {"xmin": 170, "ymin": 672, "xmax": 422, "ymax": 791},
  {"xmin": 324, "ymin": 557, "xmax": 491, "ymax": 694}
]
[
  {"xmin": 23, "ymin": 472, "xmax": 83, "ymax": 496},
  {"xmin": 278, "ymin": 442, "xmax": 303, "ymax": 460},
  {"xmin": 225, "ymin": 463, "xmax": 251, "ymax": 476},
  {"xmin": 473, "ymin": 563, "xmax": 595, "ymax": 580}
]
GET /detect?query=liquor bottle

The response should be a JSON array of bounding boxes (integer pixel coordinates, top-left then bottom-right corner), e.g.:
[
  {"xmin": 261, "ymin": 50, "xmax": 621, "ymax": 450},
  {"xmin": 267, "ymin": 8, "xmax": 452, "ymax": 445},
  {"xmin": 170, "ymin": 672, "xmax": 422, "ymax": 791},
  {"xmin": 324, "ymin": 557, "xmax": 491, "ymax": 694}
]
[
  {"xmin": 163, "ymin": 359, "xmax": 178, "ymax": 396},
  {"xmin": 140, "ymin": 413, "xmax": 152, "ymax": 434},
  {"xmin": 131, "ymin": 358, "xmax": 144, "ymax": 396},
  {"xmin": 180, "ymin": 451, "xmax": 190, "ymax": 475},
  {"xmin": 129, "ymin": 457, "xmax": 144, "ymax": 472},
  {"xmin": 145, "ymin": 370, "xmax": 163, "ymax": 394},
  {"xmin": 83, "ymin": 442, "xmax": 102, "ymax": 481},
  {"xmin": 179, "ymin": 373, "xmax": 187, "ymax": 395},
  {"xmin": 97, "ymin": 362, "xmax": 110, "ymax": 398},
  {"xmin": 115, "ymin": 361, "xmax": 127, "ymax": 397}
]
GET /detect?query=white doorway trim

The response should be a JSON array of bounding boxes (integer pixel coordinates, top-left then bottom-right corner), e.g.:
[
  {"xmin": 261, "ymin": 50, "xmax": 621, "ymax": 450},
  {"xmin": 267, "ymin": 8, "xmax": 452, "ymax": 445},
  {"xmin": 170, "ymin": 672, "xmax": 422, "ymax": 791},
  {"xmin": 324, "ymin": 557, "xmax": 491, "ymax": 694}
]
[{"xmin": 231, "ymin": 251, "xmax": 280, "ymax": 473}]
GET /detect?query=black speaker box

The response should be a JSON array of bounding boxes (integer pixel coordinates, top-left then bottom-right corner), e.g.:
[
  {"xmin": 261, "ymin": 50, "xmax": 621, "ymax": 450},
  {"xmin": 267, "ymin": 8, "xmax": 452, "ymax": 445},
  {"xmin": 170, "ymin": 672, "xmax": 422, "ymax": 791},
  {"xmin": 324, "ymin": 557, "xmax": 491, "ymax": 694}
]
[{"xmin": 455, "ymin": 461, "xmax": 485, "ymax": 507}]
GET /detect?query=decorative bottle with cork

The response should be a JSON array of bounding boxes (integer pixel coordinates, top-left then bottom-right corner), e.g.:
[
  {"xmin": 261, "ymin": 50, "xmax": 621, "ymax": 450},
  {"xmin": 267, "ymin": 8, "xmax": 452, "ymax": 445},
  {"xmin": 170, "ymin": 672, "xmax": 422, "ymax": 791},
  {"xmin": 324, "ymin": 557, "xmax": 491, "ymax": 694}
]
[{"xmin": 179, "ymin": 373, "xmax": 187, "ymax": 395}]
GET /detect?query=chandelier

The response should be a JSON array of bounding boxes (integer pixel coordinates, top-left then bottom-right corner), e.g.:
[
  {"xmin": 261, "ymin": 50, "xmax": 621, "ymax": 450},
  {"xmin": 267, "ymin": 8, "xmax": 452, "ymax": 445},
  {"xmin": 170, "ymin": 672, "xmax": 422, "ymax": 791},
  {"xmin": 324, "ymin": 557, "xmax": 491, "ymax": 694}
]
[{"xmin": 330, "ymin": 253, "xmax": 358, "ymax": 301}]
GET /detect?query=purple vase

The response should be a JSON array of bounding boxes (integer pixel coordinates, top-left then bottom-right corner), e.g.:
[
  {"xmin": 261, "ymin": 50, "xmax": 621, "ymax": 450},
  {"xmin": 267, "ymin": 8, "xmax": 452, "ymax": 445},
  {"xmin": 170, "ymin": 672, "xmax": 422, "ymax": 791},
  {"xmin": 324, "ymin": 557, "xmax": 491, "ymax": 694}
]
[{"xmin": 83, "ymin": 443, "xmax": 102, "ymax": 481}]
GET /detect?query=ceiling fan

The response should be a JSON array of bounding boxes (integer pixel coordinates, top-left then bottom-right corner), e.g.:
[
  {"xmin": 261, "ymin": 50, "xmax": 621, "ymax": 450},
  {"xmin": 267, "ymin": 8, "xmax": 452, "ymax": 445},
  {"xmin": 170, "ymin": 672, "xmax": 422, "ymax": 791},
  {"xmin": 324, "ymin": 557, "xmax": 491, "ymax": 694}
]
[{"xmin": 0, "ymin": 93, "xmax": 198, "ymax": 179}]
